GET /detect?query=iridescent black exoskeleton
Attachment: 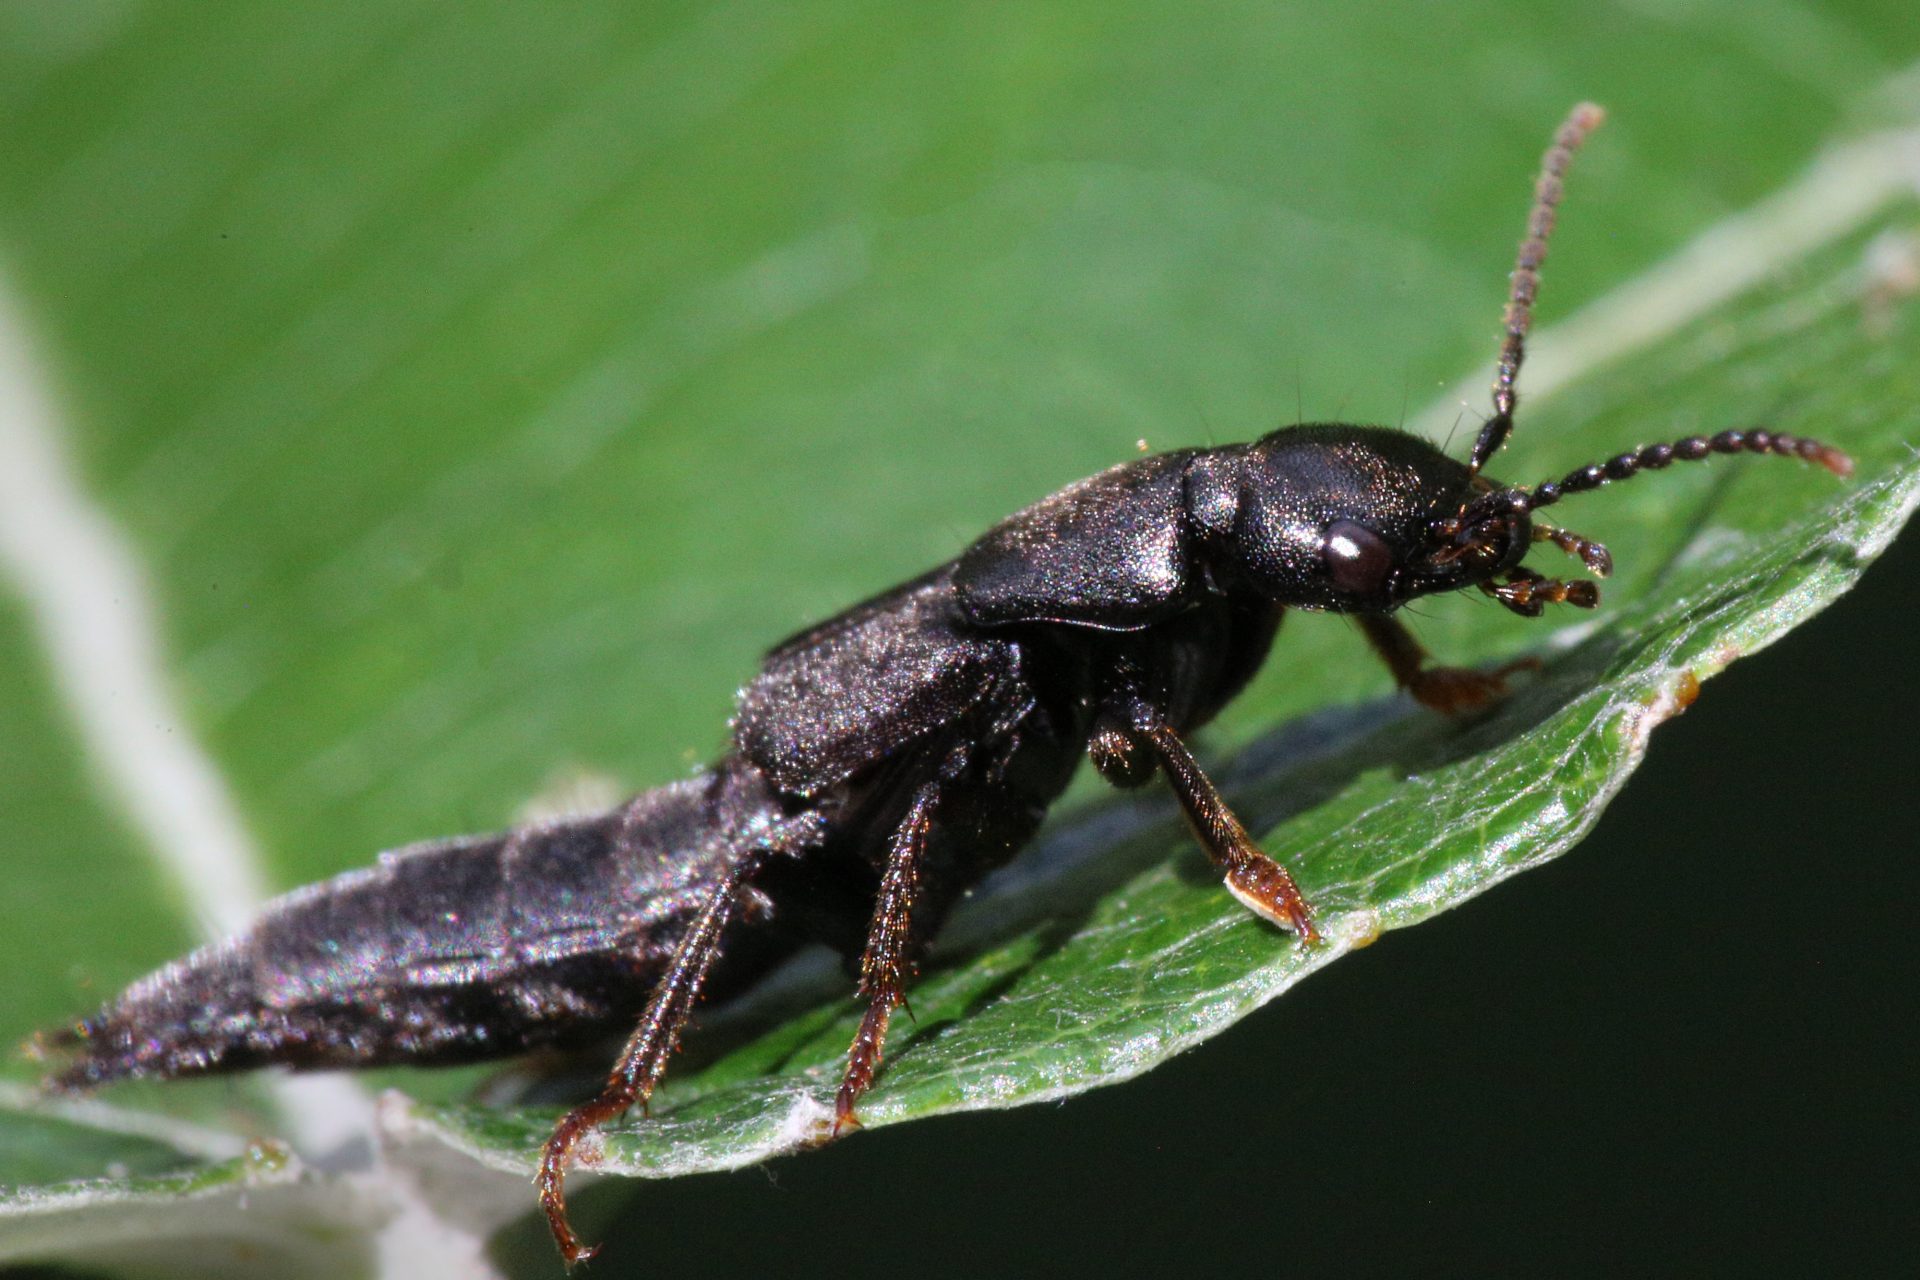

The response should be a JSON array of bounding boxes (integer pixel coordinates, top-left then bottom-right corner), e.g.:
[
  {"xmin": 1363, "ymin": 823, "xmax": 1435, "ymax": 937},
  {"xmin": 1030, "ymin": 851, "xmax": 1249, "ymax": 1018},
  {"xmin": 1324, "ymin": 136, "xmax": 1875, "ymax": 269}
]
[{"xmin": 44, "ymin": 105, "xmax": 1851, "ymax": 1265}]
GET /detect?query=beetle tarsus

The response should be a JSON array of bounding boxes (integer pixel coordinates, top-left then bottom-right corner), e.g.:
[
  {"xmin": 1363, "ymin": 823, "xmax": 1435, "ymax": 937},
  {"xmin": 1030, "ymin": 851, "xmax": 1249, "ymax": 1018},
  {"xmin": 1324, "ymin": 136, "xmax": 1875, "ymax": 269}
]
[
  {"xmin": 833, "ymin": 999, "xmax": 890, "ymax": 1135},
  {"xmin": 1408, "ymin": 658, "xmax": 1541, "ymax": 715},
  {"xmin": 1358, "ymin": 614, "xmax": 1536, "ymax": 715}
]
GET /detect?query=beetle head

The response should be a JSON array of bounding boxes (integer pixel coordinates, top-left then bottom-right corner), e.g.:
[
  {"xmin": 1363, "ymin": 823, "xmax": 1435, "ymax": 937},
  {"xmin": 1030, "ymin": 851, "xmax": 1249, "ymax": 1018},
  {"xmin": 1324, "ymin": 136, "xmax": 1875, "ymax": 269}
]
[
  {"xmin": 1192, "ymin": 421, "xmax": 1850, "ymax": 620},
  {"xmin": 1192, "ymin": 424, "xmax": 1531, "ymax": 614}
]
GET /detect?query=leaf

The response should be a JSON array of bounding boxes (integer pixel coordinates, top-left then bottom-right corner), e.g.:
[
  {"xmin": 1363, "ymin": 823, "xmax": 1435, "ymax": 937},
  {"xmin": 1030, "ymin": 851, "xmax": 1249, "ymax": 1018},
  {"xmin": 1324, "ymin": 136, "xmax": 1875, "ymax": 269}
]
[
  {"xmin": 0, "ymin": 1090, "xmax": 381, "ymax": 1279},
  {"xmin": 0, "ymin": 4, "xmax": 1917, "ymax": 1275}
]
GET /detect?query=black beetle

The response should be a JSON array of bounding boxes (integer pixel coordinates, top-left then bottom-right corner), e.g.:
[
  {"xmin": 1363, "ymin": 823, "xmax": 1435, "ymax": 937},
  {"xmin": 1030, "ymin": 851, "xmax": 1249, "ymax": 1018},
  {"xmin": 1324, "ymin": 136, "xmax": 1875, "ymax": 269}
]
[{"xmin": 43, "ymin": 103, "xmax": 1851, "ymax": 1265}]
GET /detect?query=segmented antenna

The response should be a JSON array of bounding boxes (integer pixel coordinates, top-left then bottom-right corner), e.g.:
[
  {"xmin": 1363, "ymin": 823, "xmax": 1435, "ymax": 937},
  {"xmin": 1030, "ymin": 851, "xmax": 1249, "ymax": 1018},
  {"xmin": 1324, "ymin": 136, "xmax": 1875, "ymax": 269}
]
[
  {"xmin": 1467, "ymin": 102, "xmax": 1608, "ymax": 478},
  {"xmin": 1523, "ymin": 428, "xmax": 1854, "ymax": 512}
]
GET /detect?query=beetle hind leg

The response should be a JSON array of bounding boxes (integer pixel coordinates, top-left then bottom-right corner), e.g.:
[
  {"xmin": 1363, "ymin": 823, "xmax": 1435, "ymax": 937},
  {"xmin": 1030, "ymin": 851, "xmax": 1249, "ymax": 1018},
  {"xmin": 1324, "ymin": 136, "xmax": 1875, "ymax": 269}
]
[
  {"xmin": 538, "ymin": 811, "xmax": 822, "ymax": 1268},
  {"xmin": 833, "ymin": 779, "xmax": 941, "ymax": 1135}
]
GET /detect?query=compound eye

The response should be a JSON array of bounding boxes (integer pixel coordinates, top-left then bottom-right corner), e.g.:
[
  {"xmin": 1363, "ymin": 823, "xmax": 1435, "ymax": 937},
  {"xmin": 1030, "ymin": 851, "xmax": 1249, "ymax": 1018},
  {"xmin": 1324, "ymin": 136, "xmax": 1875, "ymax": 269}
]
[{"xmin": 1324, "ymin": 520, "xmax": 1394, "ymax": 597}]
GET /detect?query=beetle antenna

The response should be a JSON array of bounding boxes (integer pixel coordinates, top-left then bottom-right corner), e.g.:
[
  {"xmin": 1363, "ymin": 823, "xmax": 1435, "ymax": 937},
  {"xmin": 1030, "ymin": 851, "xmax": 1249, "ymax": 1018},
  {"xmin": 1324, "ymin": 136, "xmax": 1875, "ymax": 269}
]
[
  {"xmin": 1466, "ymin": 102, "xmax": 1607, "ymax": 479},
  {"xmin": 1522, "ymin": 428, "xmax": 1853, "ymax": 512}
]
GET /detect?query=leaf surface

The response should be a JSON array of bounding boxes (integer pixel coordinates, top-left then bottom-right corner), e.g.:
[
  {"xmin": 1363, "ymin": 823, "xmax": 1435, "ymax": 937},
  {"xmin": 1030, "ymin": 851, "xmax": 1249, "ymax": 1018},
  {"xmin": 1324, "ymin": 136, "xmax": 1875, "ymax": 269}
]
[{"xmin": 0, "ymin": 3, "xmax": 1916, "ymax": 1272}]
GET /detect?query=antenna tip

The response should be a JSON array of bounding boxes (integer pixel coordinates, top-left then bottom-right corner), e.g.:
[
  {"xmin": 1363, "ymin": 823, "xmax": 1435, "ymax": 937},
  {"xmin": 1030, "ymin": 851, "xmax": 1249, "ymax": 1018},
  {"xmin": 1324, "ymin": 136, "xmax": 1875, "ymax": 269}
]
[{"xmin": 1570, "ymin": 102, "xmax": 1607, "ymax": 130}]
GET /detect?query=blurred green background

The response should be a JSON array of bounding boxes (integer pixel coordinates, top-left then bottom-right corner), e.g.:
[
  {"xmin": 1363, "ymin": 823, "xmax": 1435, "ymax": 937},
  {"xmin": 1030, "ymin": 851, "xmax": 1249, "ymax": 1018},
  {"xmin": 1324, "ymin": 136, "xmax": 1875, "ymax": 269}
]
[{"xmin": 1, "ymin": 2, "xmax": 1915, "ymax": 1276}]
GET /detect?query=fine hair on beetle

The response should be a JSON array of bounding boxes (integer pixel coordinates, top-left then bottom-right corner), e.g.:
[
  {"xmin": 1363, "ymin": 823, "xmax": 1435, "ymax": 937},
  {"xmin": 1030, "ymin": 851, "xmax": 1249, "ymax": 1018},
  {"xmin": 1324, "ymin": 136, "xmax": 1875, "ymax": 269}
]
[{"xmin": 39, "ymin": 103, "xmax": 1851, "ymax": 1268}]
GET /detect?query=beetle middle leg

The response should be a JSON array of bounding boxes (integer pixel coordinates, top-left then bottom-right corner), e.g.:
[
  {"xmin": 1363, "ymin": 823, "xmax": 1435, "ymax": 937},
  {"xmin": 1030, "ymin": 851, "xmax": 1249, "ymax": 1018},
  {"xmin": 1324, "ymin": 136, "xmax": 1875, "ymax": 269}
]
[
  {"xmin": 1100, "ymin": 709, "xmax": 1319, "ymax": 942},
  {"xmin": 1358, "ymin": 614, "xmax": 1539, "ymax": 714},
  {"xmin": 538, "ymin": 810, "xmax": 823, "ymax": 1266},
  {"xmin": 1089, "ymin": 721, "xmax": 1157, "ymax": 788}
]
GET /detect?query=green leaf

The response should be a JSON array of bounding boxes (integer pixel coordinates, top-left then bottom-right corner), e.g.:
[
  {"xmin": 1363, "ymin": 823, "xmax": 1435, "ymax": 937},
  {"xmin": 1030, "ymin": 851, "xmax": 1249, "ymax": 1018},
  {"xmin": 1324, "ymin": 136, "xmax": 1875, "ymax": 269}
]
[
  {"xmin": 1, "ymin": 3, "xmax": 1916, "ymax": 1274},
  {"xmin": 0, "ymin": 1091, "xmax": 380, "ymax": 1278}
]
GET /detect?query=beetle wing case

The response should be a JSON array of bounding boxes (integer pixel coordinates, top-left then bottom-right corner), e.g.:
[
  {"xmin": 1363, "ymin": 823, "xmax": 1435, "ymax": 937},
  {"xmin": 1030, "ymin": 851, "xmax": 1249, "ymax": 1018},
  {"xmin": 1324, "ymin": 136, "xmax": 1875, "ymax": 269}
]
[{"xmin": 736, "ymin": 568, "xmax": 1022, "ymax": 797}]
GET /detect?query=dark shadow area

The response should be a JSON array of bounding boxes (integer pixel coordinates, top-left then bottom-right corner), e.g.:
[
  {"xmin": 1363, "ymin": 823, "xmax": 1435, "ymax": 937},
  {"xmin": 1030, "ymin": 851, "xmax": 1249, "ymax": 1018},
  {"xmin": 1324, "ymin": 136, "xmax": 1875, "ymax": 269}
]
[{"xmin": 491, "ymin": 524, "xmax": 1920, "ymax": 1278}]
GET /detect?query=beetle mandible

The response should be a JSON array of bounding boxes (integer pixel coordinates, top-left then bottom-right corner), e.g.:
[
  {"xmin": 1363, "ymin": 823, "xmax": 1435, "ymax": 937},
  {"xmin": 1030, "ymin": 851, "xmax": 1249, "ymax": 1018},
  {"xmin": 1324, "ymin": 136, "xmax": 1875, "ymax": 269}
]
[{"xmin": 43, "ymin": 103, "xmax": 1852, "ymax": 1265}]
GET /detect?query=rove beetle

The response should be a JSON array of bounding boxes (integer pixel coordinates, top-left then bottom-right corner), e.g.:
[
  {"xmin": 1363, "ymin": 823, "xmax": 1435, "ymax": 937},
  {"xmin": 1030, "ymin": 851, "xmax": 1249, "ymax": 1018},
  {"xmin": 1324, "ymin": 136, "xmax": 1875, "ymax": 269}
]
[{"xmin": 43, "ymin": 104, "xmax": 1851, "ymax": 1265}]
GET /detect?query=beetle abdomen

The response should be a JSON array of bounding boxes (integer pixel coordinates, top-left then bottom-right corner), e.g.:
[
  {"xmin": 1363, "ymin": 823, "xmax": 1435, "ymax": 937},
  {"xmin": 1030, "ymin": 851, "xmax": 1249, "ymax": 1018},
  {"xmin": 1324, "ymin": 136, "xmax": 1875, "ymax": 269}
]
[{"xmin": 47, "ymin": 773, "xmax": 783, "ymax": 1088}]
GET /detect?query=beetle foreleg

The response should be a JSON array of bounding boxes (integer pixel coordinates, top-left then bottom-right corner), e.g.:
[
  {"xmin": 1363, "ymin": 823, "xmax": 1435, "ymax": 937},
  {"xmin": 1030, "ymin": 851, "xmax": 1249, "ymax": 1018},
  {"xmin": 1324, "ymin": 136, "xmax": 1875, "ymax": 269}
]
[
  {"xmin": 1358, "ymin": 614, "xmax": 1538, "ymax": 714},
  {"xmin": 833, "ymin": 779, "xmax": 941, "ymax": 1135},
  {"xmin": 1124, "ymin": 716, "xmax": 1319, "ymax": 943},
  {"xmin": 538, "ymin": 810, "xmax": 822, "ymax": 1268}
]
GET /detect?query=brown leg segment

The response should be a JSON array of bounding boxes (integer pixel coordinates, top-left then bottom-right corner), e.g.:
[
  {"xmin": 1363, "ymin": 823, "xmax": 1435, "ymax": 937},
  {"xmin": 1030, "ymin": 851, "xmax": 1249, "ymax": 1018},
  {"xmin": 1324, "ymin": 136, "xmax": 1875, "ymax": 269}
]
[
  {"xmin": 1135, "ymin": 721, "xmax": 1320, "ymax": 943},
  {"xmin": 537, "ymin": 813, "xmax": 818, "ymax": 1268},
  {"xmin": 833, "ymin": 780, "xmax": 939, "ymax": 1134},
  {"xmin": 1479, "ymin": 565, "xmax": 1600, "ymax": 618},
  {"xmin": 1531, "ymin": 521, "xmax": 1613, "ymax": 578},
  {"xmin": 1359, "ymin": 614, "xmax": 1538, "ymax": 715}
]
